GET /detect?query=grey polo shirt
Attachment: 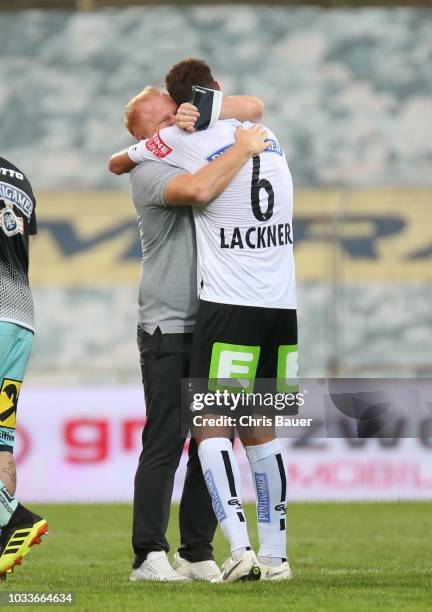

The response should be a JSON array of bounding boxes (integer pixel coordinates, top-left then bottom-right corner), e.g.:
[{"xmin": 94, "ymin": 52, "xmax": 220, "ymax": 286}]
[{"xmin": 130, "ymin": 161, "xmax": 198, "ymax": 334}]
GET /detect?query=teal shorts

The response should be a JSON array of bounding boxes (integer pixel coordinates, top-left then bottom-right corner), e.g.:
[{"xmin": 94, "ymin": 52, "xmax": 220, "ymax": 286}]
[{"xmin": 0, "ymin": 322, "xmax": 33, "ymax": 452}]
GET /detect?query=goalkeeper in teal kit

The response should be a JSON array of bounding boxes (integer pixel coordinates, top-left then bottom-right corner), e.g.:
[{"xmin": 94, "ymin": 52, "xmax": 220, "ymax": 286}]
[{"xmin": 0, "ymin": 157, "xmax": 48, "ymax": 579}]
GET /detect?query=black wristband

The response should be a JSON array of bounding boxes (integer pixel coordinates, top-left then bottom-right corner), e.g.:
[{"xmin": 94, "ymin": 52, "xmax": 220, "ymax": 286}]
[{"xmin": 190, "ymin": 85, "xmax": 223, "ymax": 131}]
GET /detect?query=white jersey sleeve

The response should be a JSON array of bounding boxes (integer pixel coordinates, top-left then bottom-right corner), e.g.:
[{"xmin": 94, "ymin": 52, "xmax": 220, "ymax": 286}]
[{"xmin": 128, "ymin": 127, "xmax": 187, "ymax": 170}]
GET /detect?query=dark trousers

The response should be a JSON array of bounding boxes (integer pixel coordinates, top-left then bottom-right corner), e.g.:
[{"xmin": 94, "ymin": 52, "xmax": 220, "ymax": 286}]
[{"xmin": 132, "ymin": 326, "xmax": 218, "ymax": 567}]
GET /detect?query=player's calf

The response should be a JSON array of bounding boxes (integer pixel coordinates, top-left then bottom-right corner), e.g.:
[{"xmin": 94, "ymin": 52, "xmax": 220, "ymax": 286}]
[
  {"xmin": 244, "ymin": 438, "xmax": 289, "ymax": 569},
  {"xmin": 198, "ymin": 437, "xmax": 252, "ymax": 555}
]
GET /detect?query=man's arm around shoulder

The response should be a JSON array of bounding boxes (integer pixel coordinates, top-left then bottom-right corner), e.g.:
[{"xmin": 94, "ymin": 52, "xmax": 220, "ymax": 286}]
[{"xmin": 109, "ymin": 126, "xmax": 182, "ymax": 175}]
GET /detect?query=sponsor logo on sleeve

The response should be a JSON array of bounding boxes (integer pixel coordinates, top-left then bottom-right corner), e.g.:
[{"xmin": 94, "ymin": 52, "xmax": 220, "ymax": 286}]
[
  {"xmin": 206, "ymin": 138, "xmax": 282, "ymax": 163},
  {"xmin": 207, "ymin": 143, "xmax": 235, "ymax": 162},
  {"xmin": 145, "ymin": 131, "xmax": 173, "ymax": 159},
  {"xmin": 264, "ymin": 138, "xmax": 283, "ymax": 156},
  {"xmin": 0, "ymin": 183, "xmax": 33, "ymax": 219},
  {"xmin": 0, "ymin": 167, "xmax": 24, "ymax": 180}
]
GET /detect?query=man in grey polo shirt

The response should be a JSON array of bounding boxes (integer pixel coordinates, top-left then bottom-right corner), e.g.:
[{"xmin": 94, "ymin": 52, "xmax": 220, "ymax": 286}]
[
  {"xmin": 110, "ymin": 86, "xmax": 266, "ymax": 582},
  {"xmin": 130, "ymin": 161, "xmax": 208, "ymax": 582}
]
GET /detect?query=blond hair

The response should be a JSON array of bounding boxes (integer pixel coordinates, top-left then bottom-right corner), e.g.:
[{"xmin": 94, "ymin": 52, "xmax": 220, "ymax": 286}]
[{"xmin": 124, "ymin": 86, "xmax": 163, "ymax": 135}]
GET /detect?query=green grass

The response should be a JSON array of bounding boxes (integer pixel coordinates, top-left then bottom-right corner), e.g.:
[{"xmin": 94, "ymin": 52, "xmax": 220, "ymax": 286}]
[{"xmin": 3, "ymin": 502, "xmax": 432, "ymax": 611}]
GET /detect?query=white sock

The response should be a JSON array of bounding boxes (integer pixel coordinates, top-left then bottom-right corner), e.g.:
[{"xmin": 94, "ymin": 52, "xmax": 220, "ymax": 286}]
[
  {"xmin": 198, "ymin": 437, "xmax": 251, "ymax": 554},
  {"xmin": 245, "ymin": 439, "xmax": 287, "ymax": 561},
  {"xmin": 0, "ymin": 479, "xmax": 18, "ymax": 527}
]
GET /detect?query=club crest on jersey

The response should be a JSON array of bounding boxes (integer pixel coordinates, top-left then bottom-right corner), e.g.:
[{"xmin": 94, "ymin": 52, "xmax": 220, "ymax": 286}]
[
  {"xmin": 145, "ymin": 132, "xmax": 173, "ymax": 159},
  {"xmin": 0, "ymin": 200, "xmax": 24, "ymax": 237}
]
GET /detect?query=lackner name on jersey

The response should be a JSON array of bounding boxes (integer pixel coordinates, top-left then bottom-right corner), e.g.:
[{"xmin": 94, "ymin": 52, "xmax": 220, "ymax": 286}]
[{"xmin": 220, "ymin": 222, "xmax": 293, "ymax": 250}]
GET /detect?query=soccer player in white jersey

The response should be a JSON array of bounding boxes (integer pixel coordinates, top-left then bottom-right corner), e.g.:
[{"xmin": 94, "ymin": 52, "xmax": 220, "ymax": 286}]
[{"xmin": 111, "ymin": 59, "xmax": 297, "ymax": 583}]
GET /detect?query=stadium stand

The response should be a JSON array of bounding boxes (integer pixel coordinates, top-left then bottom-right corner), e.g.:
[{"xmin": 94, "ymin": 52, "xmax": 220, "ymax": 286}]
[{"xmin": 1, "ymin": 1, "xmax": 431, "ymax": 10}]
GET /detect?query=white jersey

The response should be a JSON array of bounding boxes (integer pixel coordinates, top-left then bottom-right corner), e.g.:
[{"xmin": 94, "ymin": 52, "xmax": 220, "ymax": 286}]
[{"xmin": 129, "ymin": 119, "xmax": 296, "ymax": 309}]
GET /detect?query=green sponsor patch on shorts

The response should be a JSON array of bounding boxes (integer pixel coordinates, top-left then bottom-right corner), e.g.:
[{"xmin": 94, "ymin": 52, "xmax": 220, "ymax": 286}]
[
  {"xmin": 208, "ymin": 342, "xmax": 260, "ymax": 393},
  {"xmin": 277, "ymin": 344, "xmax": 299, "ymax": 393}
]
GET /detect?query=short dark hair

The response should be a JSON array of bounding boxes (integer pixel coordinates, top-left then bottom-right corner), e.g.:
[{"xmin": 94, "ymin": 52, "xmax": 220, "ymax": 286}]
[{"xmin": 165, "ymin": 58, "xmax": 219, "ymax": 105}]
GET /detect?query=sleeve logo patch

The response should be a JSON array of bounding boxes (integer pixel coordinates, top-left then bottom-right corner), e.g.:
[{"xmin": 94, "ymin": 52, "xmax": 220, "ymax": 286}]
[
  {"xmin": 207, "ymin": 143, "xmax": 234, "ymax": 162},
  {"xmin": 0, "ymin": 200, "xmax": 24, "ymax": 237},
  {"xmin": 264, "ymin": 139, "xmax": 283, "ymax": 156},
  {"xmin": 145, "ymin": 132, "xmax": 173, "ymax": 159}
]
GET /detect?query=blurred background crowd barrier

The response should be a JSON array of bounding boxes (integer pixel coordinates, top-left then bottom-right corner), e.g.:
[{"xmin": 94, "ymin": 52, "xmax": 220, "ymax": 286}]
[{"xmin": 1, "ymin": 4, "xmax": 431, "ymax": 501}]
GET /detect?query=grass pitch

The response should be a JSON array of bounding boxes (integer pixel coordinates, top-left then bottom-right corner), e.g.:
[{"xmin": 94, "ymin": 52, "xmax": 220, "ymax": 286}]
[{"xmin": 3, "ymin": 502, "xmax": 431, "ymax": 611}]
